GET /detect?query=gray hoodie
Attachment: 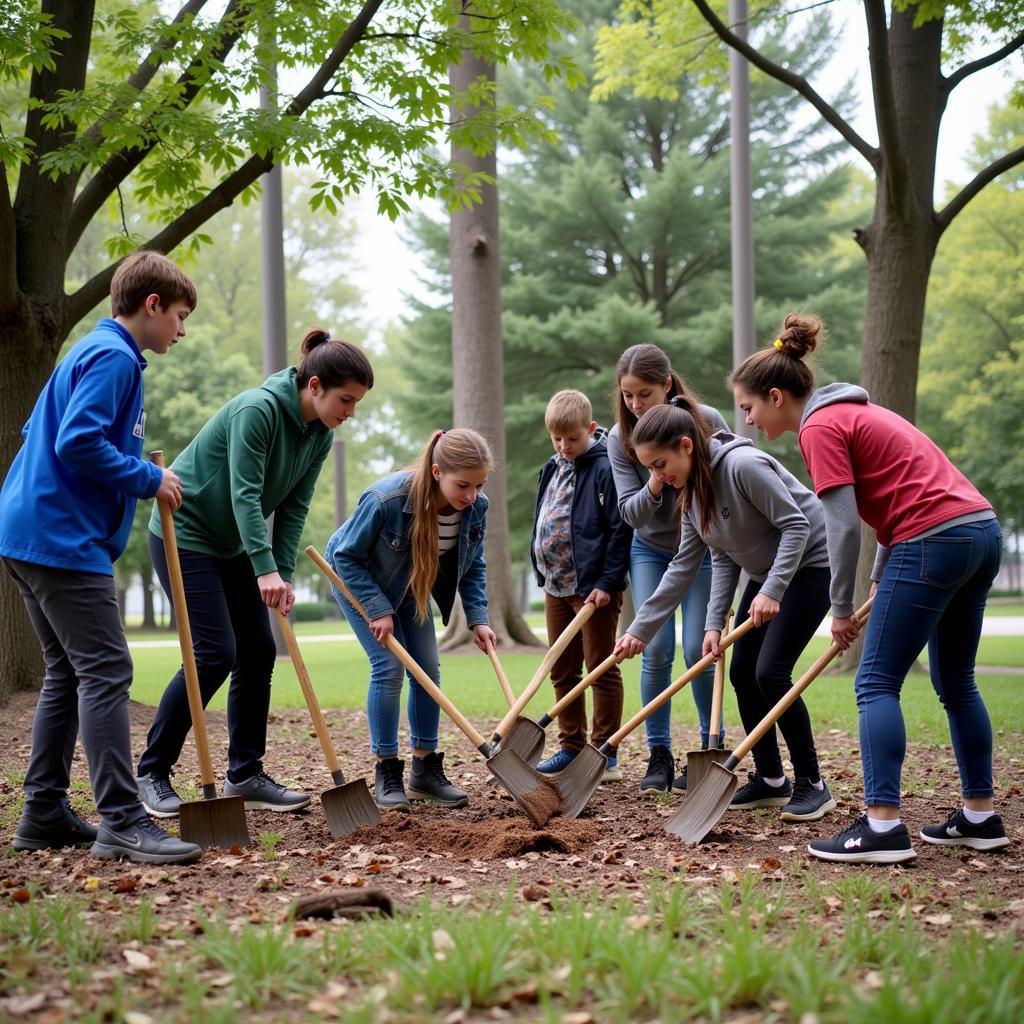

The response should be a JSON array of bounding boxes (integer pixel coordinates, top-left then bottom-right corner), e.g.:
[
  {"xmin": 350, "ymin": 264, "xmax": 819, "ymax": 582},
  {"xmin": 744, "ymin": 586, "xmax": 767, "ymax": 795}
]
[
  {"xmin": 607, "ymin": 403, "xmax": 729, "ymax": 555},
  {"xmin": 627, "ymin": 430, "xmax": 830, "ymax": 641}
]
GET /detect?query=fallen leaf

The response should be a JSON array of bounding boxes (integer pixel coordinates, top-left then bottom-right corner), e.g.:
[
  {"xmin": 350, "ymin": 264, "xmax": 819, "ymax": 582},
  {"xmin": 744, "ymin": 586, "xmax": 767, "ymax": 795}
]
[
  {"xmin": 124, "ymin": 1013, "xmax": 155, "ymax": 1024},
  {"xmin": 761, "ymin": 857, "xmax": 783, "ymax": 871},
  {"xmin": 3, "ymin": 992, "xmax": 47, "ymax": 1015},
  {"xmin": 519, "ymin": 883, "xmax": 549, "ymax": 903},
  {"xmin": 122, "ymin": 948, "xmax": 152, "ymax": 970},
  {"xmin": 9, "ymin": 888, "xmax": 30, "ymax": 903},
  {"xmin": 83, "ymin": 876, "xmax": 101, "ymax": 892},
  {"xmin": 924, "ymin": 913, "xmax": 952, "ymax": 926},
  {"xmin": 562, "ymin": 1013, "xmax": 595, "ymax": 1024},
  {"xmin": 113, "ymin": 877, "xmax": 138, "ymax": 894}
]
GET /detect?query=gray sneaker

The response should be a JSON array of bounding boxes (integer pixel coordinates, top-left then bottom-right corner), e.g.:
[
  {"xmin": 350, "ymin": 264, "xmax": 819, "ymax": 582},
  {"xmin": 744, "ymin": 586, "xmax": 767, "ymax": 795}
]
[
  {"xmin": 137, "ymin": 772, "xmax": 182, "ymax": 818},
  {"xmin": 407, "ymin": 751, "xmax": 469, "ymax": 808},
  {"xmin": 223, "ymin": 770, "xmax": 311, "ymax": 812},
  {"xmin": 12, "ymin": 802, "xmax": 98, "ymax": 851},
  {"xmin": 91, "ymin": 817, "xmax": 202, "ymax": 865}
]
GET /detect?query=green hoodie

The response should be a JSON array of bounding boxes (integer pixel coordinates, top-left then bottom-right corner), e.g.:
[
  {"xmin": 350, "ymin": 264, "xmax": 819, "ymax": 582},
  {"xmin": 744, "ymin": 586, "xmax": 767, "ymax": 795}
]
[{"xmin": 150, "ymin": 367, "xmax": 333, "ymax": 580}]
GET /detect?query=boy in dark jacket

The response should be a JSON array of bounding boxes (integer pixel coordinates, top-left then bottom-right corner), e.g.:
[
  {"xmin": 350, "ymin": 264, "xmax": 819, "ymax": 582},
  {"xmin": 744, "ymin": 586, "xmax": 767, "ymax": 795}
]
[
  {"xmin": 530, "ymin": 390, "xmax": 632, "ymax": 780},
  {"xmin": 0, "ymin": 250, "xmax": 201, "ymax": 865}
]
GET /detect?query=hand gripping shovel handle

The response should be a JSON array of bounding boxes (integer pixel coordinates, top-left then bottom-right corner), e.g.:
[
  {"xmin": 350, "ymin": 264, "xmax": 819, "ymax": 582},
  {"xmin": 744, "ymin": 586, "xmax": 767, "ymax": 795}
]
[
  {"xmin": 724, "ymin": 597, "xmax": 874, "ymax": 769},
  {"xmin": 274, "ymin": 609, "xmax": 345, "ymax": 786},
  {"xmin": 306, "ymin": 546, "xmax": 493, "ymax": 756},
  {"xmin": 485, "ymin": 640, "xmax": 516, "ymax": 709},
  {"xmin": 490, "ymin": 601, "xmax": 596, "ymax": 743},
  {"xmin": 152, "ymin": 451, "xmax": 217, "ymax": 796},
  {"xmin": 601, "ymin": 617, "xmax": 758, "ymax": 753},
  {"xmin": 707, "ymin": 609, "xmax": 734, "ymax": 750},
  {"xmin": 536, "ymin": 651, "xmax": 624, "ymax": 728}
]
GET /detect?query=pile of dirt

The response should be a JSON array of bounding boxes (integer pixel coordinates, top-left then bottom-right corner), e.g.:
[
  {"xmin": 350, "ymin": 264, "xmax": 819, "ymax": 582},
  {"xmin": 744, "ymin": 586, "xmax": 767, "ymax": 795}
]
[{"xmin": 516, "ymin": 778, "xmax": 563, "ymax": 828}]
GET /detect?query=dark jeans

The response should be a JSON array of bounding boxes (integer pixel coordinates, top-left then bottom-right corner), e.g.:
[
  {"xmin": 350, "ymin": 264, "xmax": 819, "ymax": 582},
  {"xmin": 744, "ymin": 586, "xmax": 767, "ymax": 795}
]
[
  {"xmin": 3, "ymin": 557, "xmax": 145, "ymax": 829},
  {"xmin": 138, "ymin": 532, "xmax": 276, "ymax": 783},
  {"xmin": 730, "ymin": 566, "xmax": 831, "ymax": 781},
  {"xmin": 856, "ymin": 517, "xmax": 1002, "ymax": 807}
]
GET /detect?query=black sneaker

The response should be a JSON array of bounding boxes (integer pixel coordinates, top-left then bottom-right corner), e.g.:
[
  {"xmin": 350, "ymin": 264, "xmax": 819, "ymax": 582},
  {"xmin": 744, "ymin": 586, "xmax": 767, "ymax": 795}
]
[
  {"xmin": 730, "ymin": 772, "xmax": 792, "ymax": 809},
  {"xmin": 375, "ymin": 758, "xmax": 411, "ymax": 811},
  {"xmin": 920, "ymin": 810, "xmax": 1010, "ymax": 851},
  {"xmin": 640, "ymin": 746, "xmax": 675, "ymax": 793},
  {"xmin": 671, "ymin": 765, "xmax": 688, "ymax": 792},
  {"xmin": 224, "ymin": 769, "xmax": 310, "ymax": 812},
  {"xmin": 407, "ymin": 751, "xmax": 469, "ymax": 808},
  {"xmin": 780, "ymin": 778, "xmax": 837, "ymax": 822},
  {"xmin": 807, "ymin": 815, "xmax": 917, "ymax": 864},
  {"xmin": 91, "ymin": 817, "xmax": 202, "ymax": 865},
  {"xmin": 137, "ymin": 772, "xmax": 182, "ymax": 818},
  {"xmin": 12, "ymin": 802, "xmax": 98, "ymax": 851}
]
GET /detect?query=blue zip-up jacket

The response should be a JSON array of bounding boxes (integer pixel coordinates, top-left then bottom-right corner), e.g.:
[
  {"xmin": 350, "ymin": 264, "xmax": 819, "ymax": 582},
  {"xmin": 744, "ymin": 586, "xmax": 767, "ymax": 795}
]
[
  {"xmin": 325, "ymin": 470, "xmax": 490, "ymax": 626},
  {"xmin": 0, "ymin": 319, "xmax": 162, "ymax": 574},
  {"xmin": 529, "ymin": 427, "xmax": 632, "ymax": 596}
]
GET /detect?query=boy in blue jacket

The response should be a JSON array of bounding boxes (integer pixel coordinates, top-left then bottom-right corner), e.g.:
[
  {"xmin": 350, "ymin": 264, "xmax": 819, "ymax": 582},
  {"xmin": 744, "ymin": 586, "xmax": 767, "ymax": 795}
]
[
  {"xmin": 530, "ymin": 390, "xmax": 632, "ymax": 781},
  {"xmin": 0, "ymin": 250, "xmax": 202, "ymax": 864}
]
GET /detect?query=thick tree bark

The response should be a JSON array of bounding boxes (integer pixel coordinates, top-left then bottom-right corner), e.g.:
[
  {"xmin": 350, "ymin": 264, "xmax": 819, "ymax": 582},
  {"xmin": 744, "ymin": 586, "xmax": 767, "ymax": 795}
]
[{"xmin": 441, "ymin": 43, "xmax": 540, "ymax": 651}]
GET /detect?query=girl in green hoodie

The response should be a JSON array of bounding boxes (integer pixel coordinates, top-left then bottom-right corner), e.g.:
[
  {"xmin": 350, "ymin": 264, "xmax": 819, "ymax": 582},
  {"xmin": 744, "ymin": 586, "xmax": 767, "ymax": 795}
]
[{"xmin": 136, "ymin": 329, "xmax": 373, "ymax": 818}]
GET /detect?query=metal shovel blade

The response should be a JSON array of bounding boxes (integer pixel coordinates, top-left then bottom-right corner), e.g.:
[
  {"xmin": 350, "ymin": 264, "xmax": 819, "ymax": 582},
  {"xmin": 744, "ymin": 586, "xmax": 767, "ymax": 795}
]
[
  {"xmin": 663, "ymin": 761, "xmax": 739, "ymax": 844},
  {"xmin": 179, "ymin": 793, "xmax": 250, "ymax": 850},
  {"xmin": 685, "ymin": 747, "xmax": 733, "ymax": 791},
  {"xmin": 320, "ymin": 779, "xmax": 382, "ymax": 838},
  {"xmin": 502, "ymin": 716, "xmax": 546, "ymax": 766},
  {"xmin": 549, "ymin": 743, "xmax": 607, "ymax": 820}
]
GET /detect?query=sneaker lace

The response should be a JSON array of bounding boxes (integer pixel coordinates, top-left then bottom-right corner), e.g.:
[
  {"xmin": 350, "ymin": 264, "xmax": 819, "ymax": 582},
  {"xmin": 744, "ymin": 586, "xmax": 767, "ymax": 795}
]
[
  {"xmin": 425, "ymin": 754, "xmax": 451, "ymax": 785},
  {"xmin": 136, "ymin": 817, "xmax": 169, "ymax": 840},
  {"xmin": 153, "ymin": 775, "xmax": 178, "ymax": 802},
  {"xmin": 834, "ymin": 815, "xmax": 869, "ymax": 838},
  {"xmin": 252, "ymin": 769, "xmax": 284, "ymax": 792},
  {"xmin": 649, "ymin": 747, "xmax": 674, "ymax": 773},
  {"xmin": 790, "ymin": 778, "xmax": 817, "ymax": 801}
]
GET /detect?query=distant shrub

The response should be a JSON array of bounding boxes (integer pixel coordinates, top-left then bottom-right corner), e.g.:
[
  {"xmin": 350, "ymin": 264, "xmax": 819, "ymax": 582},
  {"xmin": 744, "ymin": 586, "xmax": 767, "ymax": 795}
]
[{"xmin": 291, "ymin": 601, "xmax": 338, "ymax": 622}]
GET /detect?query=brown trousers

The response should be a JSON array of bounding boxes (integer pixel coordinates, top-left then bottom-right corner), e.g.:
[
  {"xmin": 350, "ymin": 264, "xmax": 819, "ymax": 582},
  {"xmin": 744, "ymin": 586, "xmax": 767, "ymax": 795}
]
[{"xmin": 544, "ymin": 592, "xmax": 624, "ymax": 752}]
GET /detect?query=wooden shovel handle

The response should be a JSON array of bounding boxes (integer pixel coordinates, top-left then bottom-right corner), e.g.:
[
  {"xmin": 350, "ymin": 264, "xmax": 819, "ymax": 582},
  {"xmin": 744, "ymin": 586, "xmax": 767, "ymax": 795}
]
[
  {"xmin": 274, "ymin": 609, "xmax": 343, "ymax": 777},
  {"xmin": 151, "ymin": 451, "xmax": 216, "ymax": 790},
  {"xmin": 708, "ymin": 608, "xmax": 734, "ymax": 748},
  {"xmin": 306, "ymin": 546, "xmax": 491, "ymax": 753},
  {"xmin": 605, "ymin": 617, "xmax": 757, "ymax": 749},
  {"xmin": 543, "ymin": 651, "xmax": 623, "ymax": 721},
  {"xmin": 491, "ymin": 601, "xmax": 596, "ymax": 740},
  {"xmin": 485, "ymin": 640, "xmax": 516, "ymax": 709},
  {"xmin": 729, "ymin": 597, "xmax": 874, "ymax": 764}
]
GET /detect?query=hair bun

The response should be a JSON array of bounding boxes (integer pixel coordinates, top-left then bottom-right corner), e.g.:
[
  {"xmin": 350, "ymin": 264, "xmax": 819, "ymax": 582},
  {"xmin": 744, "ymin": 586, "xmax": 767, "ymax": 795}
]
[
  {"xmin": 776, "ymin": 313, "xmax": 824, "ymax": 358},
  {"xmin": 669, "ymin": 395, "xmax": 688, "ymax": 409},
  {"xmin": 300, "ymin": 327, "xmax": 331, "ymax": 356}
]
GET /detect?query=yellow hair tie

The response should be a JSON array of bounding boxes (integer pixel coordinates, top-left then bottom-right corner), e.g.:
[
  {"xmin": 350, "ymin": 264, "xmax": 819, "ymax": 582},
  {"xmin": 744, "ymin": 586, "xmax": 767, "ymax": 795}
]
[{"xmin": 774, "ymin": 338, "xmax": 784, "ymax": 351}]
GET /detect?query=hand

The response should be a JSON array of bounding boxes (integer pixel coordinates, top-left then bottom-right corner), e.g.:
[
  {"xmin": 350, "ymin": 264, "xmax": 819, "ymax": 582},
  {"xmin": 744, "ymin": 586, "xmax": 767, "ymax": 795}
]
[
  {"xmin": 647, "ymin": 475, "xmax": 665, "ymax": 498},
  {"xmin": 831, "ymin": 615, "xmax": 861, "ymax": 651},
  {"xmin": 369, "ymin": 615, "xmax": 394, "ymax": 645},
  {"xmin": 613, "ymin": 632, "xmax": 646, "ymax": 659},
  {"xmin": 472, "ymin": 624, "xmax": 497, "ymax": 652},
  {"xmin": 257, "ymin": 571, "xmax": 292, "ymax": 611},
  {"xmin": 585, "ymin": 588, "xmax": 611, "ymax": 608},
  {"xmin": 155, "ymin": 467, "xmax": 182, "ymax": 511},
  {"xmin": 748, "ymin": 593, "xmax": 780, "ymax": 627},
  {"xmin": 702, "ymin": 630, "xmax": 722, "ymax": 660}
]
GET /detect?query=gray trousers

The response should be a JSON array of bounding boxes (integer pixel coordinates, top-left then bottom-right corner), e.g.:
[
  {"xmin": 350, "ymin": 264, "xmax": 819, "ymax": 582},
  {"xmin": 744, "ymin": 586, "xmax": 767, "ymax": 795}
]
[{"xmin": 4, "ymin": 558, "xmax": 144, "ymax": 829}]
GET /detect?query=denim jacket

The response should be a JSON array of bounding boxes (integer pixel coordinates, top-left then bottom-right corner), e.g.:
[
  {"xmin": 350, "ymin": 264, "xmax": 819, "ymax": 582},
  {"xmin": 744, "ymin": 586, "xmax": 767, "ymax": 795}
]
[{"xmin": 325, "ymin": 470, "xmax": 489, "ymax": 626}]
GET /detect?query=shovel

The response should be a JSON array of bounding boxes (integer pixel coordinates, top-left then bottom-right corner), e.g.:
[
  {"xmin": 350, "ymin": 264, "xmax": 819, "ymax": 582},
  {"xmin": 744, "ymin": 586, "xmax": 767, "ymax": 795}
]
[
  {"xmin": 685, "ymin": 608, "xmax": 734, "ymax": 790},
  {"xmin": 152, "ymin": 451, "xmax": 249, "ymax": 850},
  {"xmin": 484, "ymin": 641, "xmax": 543, "ymax": 764},
  {"xmin": 546, "ymin": 617, "xmax": 759, "ymax": 821},
  {"xmin": 491, "ymin": 602, "xmax": 596, "ymax": 753},
  {"xmin": 274, "ymin": 610, "xmax": 381, "ymax": 837},
  {"xmin": 664, "ymin": 597, "xmax": 874, "ymax": 845},
  {"xmin": 306, "ymin": 546, "xmax": 564, "ymax": 828}
]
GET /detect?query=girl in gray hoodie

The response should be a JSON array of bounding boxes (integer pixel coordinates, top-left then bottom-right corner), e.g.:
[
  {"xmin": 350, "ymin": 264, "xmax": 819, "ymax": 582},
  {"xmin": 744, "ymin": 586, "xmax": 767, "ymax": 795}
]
[{"xmin": 613, "ymin": 397, "xmax": 837, "ymax": 824}]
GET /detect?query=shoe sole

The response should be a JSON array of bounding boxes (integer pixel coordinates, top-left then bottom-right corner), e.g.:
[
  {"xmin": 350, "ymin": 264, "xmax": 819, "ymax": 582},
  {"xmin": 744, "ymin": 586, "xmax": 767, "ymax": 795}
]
[
  {"xmin": 12, "ymin": 835, "xmax": 95, "ymax": 851},
  {"xmin": 730, "ymin": 796, "xmax": 791, "ymax": 809},
  {"xmin": 90, "ymin": 843, "xmax": 202, "ymax": 865},
  {"xmin": 671, "ymin": 782, "xmax": 688, "ymax": 792},
  {"xmin": 806, "ymin": 844, "xmax": 917, "ymax": 864},
  {"xmin": 141, "ymin": 801, "xmax": 179, "ymax": 819},
  {"xmin": 375, "ymin": 798, "xmax": 412, "ymax": 812},
  {"xmin": 231, "ymin": 798, "xmax": 311, "ymax": 812},
  {"xmin": 406, "ymin": 788, "xmax": 469, "ymax": 808},
  {"xmin": 780, "ymin": 797, "xmax": 838, "ymax": 822},
  {"xmin": 919, "ymin": 831, "xmax": 1010, "ymax": 851},
  {"xmin": 640, "ymin": 780, "xmax": 672, "ymax": 793}
]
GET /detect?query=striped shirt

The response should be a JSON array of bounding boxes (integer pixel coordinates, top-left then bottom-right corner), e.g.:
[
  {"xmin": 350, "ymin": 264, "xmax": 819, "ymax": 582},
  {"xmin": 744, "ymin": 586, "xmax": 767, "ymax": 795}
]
[{"xmin": 437, "ymin": 509, "xmax": 462, "ymax": 553}]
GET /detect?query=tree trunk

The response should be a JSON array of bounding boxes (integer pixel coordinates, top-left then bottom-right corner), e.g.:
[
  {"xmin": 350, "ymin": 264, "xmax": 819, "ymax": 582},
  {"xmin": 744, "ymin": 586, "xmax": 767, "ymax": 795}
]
[{"xmin": 441, "ymin": 40, "xmax": 540, "ymax": 650}]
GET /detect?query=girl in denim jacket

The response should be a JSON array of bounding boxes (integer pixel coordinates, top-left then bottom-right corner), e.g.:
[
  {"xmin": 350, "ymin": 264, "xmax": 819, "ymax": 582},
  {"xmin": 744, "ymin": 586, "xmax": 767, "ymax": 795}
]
[{"xmin": 326, "ymin": 429, "xmax": 496, "ymax": 811}]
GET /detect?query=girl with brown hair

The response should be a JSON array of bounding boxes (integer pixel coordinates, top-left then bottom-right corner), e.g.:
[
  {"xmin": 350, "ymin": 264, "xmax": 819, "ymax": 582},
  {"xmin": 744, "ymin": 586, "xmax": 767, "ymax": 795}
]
[{"xmin": 326, "ymin": 429, "xmax": 496, "ymax": 811}]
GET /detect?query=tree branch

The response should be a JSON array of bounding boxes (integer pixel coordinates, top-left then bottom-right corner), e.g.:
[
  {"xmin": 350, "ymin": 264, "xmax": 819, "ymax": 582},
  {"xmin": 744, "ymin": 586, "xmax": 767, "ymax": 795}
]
[
  {"xmin": 65, "ymin": 0, "xmax": 385, "ymax": 328},
  {"xmin": 944, "ymin": 29, "xmax": 1024, "ymax": 93},
  {"xmin": 936, "ymin": 144, "xmax": 1024, "ymax": 235},
  {"xmin": 67, "ymin": 0, "xmax": 248, "ymax": 258},
  {"xmin": 863, "ymin": 0, "xmax": 905, "ymax": 192},
  {"xmin": 689, "ymin": 0, "xmax": 877, "ymax": 167},
  {"xmin": 0, "ymin": 171, "xmax": 17, "ymax": 313}
]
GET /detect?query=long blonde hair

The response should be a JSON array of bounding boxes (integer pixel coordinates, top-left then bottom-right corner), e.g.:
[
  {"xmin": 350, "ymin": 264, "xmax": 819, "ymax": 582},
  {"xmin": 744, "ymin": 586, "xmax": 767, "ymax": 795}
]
[{"xmin": 407, "ymin": 428, "xmax": 493, "ymax": 621}]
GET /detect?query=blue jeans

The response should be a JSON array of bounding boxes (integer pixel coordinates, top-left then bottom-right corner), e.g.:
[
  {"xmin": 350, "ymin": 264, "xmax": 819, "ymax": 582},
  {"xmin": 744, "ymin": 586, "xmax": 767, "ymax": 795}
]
[
  {"xmin": 340, "ymin": 597, "xmax": 441, "ymax": 757},
  {"xmin": 856, "ymin": 518, "xmax": 1002, "ymax": 807},
  {"xmin": 630, "ymin": 536, "xmax": 718, "ymax": 749}
]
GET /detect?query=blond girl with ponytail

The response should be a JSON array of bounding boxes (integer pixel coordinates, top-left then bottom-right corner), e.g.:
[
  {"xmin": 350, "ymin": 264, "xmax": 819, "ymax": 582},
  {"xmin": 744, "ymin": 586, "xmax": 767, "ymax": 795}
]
[{"xmin": 326, "ymin": 429, "xmax": 496, "ymax": 811}]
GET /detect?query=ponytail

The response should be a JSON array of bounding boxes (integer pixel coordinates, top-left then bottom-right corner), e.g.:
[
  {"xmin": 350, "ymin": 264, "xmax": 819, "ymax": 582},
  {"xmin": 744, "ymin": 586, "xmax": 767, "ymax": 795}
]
[
  {"xmin": 632, "ymin": 397, "xmax": 717, "ymax": 536},
  {"xmin": 296, "ymin": 328, "xmax": 374, "ymax": 391},
  {"xmin": 407, "ymin": 428, "xmax": 493, "ymax": 621},
  {"xmin": 728, "ymin": 312, "xmax": 822, "ymax": 399}
]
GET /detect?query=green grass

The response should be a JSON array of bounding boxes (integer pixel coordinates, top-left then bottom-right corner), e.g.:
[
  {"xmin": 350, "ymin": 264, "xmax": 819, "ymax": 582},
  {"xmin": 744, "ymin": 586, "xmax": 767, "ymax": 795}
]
[{"xmin": 2, "ymin": 874, "xmax": 1022, "ymax": 1023}]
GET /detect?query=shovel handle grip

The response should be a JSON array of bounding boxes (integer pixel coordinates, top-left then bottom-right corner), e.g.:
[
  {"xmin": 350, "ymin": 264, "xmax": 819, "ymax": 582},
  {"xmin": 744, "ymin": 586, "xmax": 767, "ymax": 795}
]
[
  {"xmin": 274, "ymin": 609, "xmax": 343, "ymax": 779},
  {"xmin": 306, "ymin": 546, "xmax": 492, "ymax": 754},
  {"xmin": 151, "ymin": 451, "xmax": 216, "ymax": 789},
  {"xmin": 491, "ymin": 601, "xmax": 596, "ymax": 742},
  {"xmin": 606, "ymin": 617, "xmax": 757, "ymax": 749},
  {"xmin": 543, "ymin": 651, "xmax": 623, "ymax": 722},
  {"xmin": 485, "ymin": 640, "xmax": 516, "ymax": 709},
  {"xmin": 707, "ymin": 608, "xmax": 733, "ymax": 749},
  {"xmin": 728, "ymin": 597, "xmax": 874, "ymax": 764}
]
